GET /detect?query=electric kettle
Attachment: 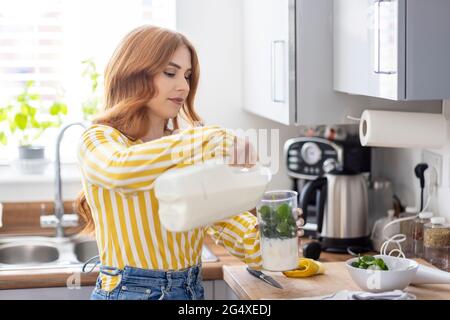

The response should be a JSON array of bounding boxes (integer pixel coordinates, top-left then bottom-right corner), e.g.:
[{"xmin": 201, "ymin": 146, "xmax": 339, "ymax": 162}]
[{"xmin": 299, "ymin": 168, "xmax": 371, "ymax": 253}]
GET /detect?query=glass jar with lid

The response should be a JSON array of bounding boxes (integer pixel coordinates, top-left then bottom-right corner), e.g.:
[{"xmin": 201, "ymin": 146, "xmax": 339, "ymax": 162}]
[
  {"xmin": 423, "ymin": 217, "xmax": 450, "ymax": 271},
  {"xmin": 412, "ymin": 211, "xmax": 433, "ymax": 258}
]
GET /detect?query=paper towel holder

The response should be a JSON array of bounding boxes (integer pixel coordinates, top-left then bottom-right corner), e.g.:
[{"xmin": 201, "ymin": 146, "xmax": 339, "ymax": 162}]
[
  {"xmin": 346, "ymin": 115, "xmax": 361, "ymax": 122},
  {"xmin": 358, "ymin": 109, "xmax": 446, "ymax": 149}
]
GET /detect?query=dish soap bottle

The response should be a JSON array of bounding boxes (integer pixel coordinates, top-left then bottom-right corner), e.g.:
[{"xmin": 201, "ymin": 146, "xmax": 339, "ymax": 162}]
[{"xmin": 154, "ymin": 160, "xmax": 272, "ymax": 232}]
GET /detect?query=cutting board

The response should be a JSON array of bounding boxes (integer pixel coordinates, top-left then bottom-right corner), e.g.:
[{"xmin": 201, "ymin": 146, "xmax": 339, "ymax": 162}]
[{"xmin": 223, "ymin": 261, "xmax": 450, "ymax": 300}]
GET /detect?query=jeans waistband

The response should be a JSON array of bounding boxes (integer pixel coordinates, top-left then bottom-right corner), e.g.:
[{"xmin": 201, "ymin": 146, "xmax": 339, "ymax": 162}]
[{"xmin": 99, "ymin": 264, "xmax": 203, "ymax": 288}]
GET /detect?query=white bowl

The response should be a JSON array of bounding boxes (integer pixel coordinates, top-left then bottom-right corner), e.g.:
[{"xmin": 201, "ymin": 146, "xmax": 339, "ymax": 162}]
[{"xmin": 345, "ymin": 255, "xmax": 419, "ymax": 293}]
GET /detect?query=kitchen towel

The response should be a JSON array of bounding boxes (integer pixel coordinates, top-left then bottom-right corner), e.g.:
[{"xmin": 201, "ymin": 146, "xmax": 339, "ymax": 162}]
[
  {"xmin": 293, "ymin": 290, "xmax": 416, "ymax": 300},
  {"xmin": 359, "ymin": 110, "xmax": 446, "ymax": 148}
]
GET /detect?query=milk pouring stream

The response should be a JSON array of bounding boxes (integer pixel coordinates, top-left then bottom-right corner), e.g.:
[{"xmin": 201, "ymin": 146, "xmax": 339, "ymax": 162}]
[{"xmin": 154, "ymin": 160, "xmax": 272, "ymax": 232}]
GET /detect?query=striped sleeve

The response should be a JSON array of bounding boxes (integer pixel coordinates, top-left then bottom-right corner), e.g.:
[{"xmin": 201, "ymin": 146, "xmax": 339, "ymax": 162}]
[
  {"xmin": 77, "ymin": 124, "xmax": 234, "ymax": 194},
  {"xmin": 206, "ymin": 212, "xmax": 262, "ymax": 269}
]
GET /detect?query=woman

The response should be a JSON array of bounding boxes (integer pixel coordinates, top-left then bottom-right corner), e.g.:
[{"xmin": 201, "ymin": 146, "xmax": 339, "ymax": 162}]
[{"xmin": 76, "ymin": 25, "xmax": 301, "ymax": 300}]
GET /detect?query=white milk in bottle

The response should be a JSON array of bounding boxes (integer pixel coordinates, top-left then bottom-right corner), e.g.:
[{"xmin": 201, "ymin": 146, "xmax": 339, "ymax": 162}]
[{"xmin": 154, "ymin": 160, "xmax": 272, "ymax": 232}]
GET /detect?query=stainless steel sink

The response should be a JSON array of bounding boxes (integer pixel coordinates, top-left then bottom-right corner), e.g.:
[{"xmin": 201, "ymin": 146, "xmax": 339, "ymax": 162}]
[
  {"xmin": 0, "ymin": 235, "xmax": 218, "ymax": 270},
  {"xmin": 73, "ymin": 240, "xmax": 98, "ymax": 263},
  {"xmin": 0, "ymin": 236, "xmax": 82, "ymax": 269},
  {"xmin": 0, "ymin": 243, "xmax": 59, "ymax": 265}
]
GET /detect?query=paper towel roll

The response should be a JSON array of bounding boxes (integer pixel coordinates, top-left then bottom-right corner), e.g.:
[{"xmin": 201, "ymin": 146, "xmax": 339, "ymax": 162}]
[{"xmin": 359, "ymin": 110, "xmax": 446, "ymax": 148}]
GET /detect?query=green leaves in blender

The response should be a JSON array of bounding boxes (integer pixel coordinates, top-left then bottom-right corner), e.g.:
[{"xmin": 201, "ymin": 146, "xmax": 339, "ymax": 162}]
[{"xmin": 259, "ymin": 203, "xmax": 297, "ymax": 239}]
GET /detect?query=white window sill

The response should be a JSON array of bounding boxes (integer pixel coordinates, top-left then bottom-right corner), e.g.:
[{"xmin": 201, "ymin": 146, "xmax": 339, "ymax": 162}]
[{"xmin": 0, "ymin": 163, "xmax": 82, "ymax": 202}]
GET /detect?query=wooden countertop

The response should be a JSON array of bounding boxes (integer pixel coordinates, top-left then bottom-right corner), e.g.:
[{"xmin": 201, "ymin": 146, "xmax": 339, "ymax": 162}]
[
  {"xmin": 0, "ymin": 236, "xmax": 244, "ymax": 290},
  {"xmin": 223, "ymin": 259, "xmax": 450, "ymax": 300}
]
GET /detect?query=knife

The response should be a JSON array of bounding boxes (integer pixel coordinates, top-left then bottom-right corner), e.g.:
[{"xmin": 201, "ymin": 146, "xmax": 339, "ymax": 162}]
[{"xmin": 246, "ymin": 267, "xmax": 283, "ymax": 289}]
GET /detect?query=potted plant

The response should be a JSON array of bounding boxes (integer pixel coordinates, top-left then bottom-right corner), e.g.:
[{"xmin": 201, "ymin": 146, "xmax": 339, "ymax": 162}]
[{"xmin": 0, "ymin": 80, "xmax": 68, "ymax": 174}]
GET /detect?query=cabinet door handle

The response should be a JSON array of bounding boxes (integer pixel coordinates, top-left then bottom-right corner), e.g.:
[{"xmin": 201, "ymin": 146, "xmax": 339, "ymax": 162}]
[
  {"xmin": 271, "ymin": 40, "xmax": 285, "ymax": 102},
  {"xmin": 374, "ymin": 0, "xmax": 397, "ymax": 75}
]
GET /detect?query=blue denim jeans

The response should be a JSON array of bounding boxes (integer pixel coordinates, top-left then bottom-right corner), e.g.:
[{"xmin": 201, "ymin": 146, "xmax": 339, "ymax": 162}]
[{"xmin": 90, "ymin": 264, "xmax": 205, "ymax": 300}]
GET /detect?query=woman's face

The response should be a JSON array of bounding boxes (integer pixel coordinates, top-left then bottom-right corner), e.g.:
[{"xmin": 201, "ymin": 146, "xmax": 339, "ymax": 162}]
[{"xmin": 147, "ymin": 45, "xmax": 192, "ymax": 120}]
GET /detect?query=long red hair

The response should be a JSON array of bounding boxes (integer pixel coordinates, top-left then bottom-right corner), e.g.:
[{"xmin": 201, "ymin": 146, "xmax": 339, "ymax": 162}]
[{"xmin": 75, "ymin": 25, "xmax": 203, "ymax": 235}]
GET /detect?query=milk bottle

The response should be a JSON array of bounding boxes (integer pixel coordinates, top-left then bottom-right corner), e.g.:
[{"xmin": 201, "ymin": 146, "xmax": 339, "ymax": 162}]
[{"xmin": 154, "ymin": 160, "xmax": 272, "ymax": 232}]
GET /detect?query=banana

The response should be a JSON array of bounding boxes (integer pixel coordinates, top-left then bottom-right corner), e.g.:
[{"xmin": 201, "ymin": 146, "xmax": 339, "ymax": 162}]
[{"xmin": 282, "ymin": 258, "xmax": 325, "ymax": 278}]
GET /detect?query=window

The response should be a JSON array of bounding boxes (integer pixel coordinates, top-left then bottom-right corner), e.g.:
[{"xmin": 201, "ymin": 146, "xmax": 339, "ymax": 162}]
[{"xmin": 0, "ymin": 0, "xmax": 176, "ymax": 163}]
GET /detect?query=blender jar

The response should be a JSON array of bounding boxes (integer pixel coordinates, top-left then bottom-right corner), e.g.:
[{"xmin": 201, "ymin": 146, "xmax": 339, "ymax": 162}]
[{"xmin": 257, "ymin": 190, "xmax": 299, "ymax": 271}]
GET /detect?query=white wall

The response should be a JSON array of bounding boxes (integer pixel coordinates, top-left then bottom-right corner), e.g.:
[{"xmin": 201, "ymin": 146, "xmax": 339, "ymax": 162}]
[
  {"xmin": 371, "ymin": 100, "xmax": 450, "ymax": 222},
  {"xmin": 176, "ymin": 0, "xmax": 302, "ymax": 190}
]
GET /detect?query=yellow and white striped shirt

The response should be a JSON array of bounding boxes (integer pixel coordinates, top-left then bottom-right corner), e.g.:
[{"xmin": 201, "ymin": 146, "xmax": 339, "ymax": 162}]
[{"xmin": 77, "ymin": 124, "xmax": 262, "ymax": 291}]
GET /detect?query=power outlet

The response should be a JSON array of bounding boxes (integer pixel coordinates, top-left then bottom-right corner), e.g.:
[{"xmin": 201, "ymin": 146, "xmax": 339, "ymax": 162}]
[{"xmin": 422, "ymin": 150, "xmax": 442, "ymax": 187}]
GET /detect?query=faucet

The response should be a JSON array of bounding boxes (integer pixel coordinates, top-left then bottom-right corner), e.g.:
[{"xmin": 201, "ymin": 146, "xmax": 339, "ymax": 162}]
[{"xmin": 40, "ymin": 122, "xmax": 87, "ymax": 238}]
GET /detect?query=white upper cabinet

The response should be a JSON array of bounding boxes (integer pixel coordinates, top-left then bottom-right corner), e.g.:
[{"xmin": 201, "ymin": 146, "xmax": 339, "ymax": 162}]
[
  {"xmin": 242, "ymin": 0, "xmax": 296, "ymax": 125},
  {"xmin": 242, "ymin": 0, "xmax": 377, "ymax": 126},
  {"xmin": 334, "ymin": 0, "xmax": 450, "ymax": 101},
  {"xmin": 242, "ymin": 0, "xmax": 442, "ymax": 126}
]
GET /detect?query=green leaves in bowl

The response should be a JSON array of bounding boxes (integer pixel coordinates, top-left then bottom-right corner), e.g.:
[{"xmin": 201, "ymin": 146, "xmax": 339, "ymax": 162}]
[
  {"xmin": 258, "ymin": 203, "xmax": 297, "ymax": 239},
  {"xmin": 351, "ymin": 255, "xmax": 389, "ymax": 271}
]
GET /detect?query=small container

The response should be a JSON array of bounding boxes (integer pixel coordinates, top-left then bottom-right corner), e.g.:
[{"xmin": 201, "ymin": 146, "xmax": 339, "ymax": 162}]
[
  {"xmin": 368, "ymin": 178, "xmax": 393, "ymax": 232},
  {"xmin": 399, "ymin": 207, "xmax": 418, "ymax": 258},
  {"xmin": 370, "ymin": 209, "xmax": 397, "ymax": 252},
  {"xmin": 257, "ymin": 190, "xmax": 299, "ymax": 271},
  {"xmin": 423, "ymin": 217, "xmax": 450, "ymax": 271},
  {"xmin": 413, "ymin": 211, "xmax": 433, "ymax": 258}
]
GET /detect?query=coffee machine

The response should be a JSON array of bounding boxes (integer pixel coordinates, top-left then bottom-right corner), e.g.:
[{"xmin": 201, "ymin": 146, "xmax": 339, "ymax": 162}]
[{"xmin": 284, "ymin": 136, "xmax": 372, "ymax": 253}]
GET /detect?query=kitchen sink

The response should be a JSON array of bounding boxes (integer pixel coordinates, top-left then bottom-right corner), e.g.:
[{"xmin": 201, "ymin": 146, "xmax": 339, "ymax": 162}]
[
  {"xmin": 0, "ymin": 236, "xmax": 79, "ymax": 269},
  {"xmin": 0, "ymin": 243, "xmax": 59, "ymax": 265},
  {"xmin": 0, "ymin": 235, "xmax": 218, "ymax": 270},
  {"xmin": 73, "ymin": 240, "xmax": 98, "ymax": 263}
]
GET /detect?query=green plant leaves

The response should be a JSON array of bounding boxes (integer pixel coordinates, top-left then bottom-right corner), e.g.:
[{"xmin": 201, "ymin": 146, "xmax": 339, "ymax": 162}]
[
  {"xmin": 0, "ymin": 131, "xmax": 7, "ymax": 145},
  {"xmin": 20, "ymin": 104, "xmax": 36, "ymax": 117},
  {"xmin": 351, "ymin": 255, "xmax": 389, "ymax": 270},
  {"xmin": 258, "ymin": 203, "xmax": 297, "ymax": 239},
  {"xmin": 0, "ymin": 81, "xmax": 68, "ymax": 146},
  {"xmin": 0, "ymin": 108, "xmax": 7, "ymax": 122},
  {"xmin": 49, "ymin": 102, "xmax": 68, "ymax": 116},
  {"xmin": 81, "ymin": 59, "xmax": 102, "ymax": 121},
  {"xmin": 259, "ymin": 205, "xmax": 271, "ymax": 221},
  {"xmin": 276, "ymin": 203, "xmax": 291, "ymax": 220},
  {"xmin": 40, "ymin": 121, "xmax": 57, "ymax": 129},
  {"xmin": 14, "ymin": 113, "xmax": 28, "ymax": 130}
]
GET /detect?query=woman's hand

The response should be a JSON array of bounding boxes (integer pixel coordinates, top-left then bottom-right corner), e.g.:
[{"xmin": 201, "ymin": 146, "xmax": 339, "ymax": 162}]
[
  {"xmin": 228, "ymin": 136, "xmax": 258, "ymax": 168},
  {"xmin": 293, "ymin": 207, "xmax": 305, "ymax": 238}
]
